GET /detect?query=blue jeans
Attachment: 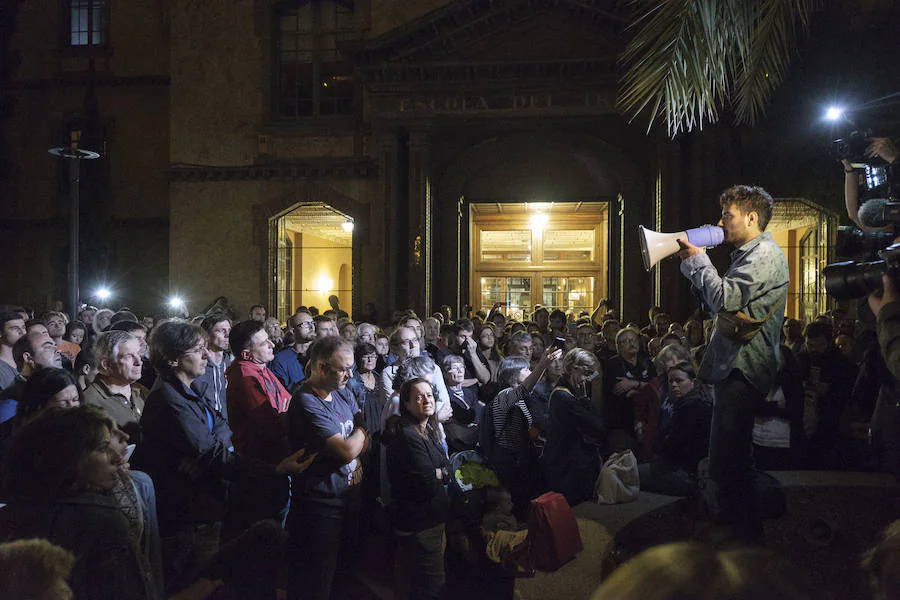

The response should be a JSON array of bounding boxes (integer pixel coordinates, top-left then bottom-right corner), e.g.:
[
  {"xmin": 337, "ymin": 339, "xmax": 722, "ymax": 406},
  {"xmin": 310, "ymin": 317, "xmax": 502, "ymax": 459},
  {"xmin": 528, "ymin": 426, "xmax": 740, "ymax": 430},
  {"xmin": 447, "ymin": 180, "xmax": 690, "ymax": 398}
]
[{"xmin": 710, "ymin": 370, "xmax": 765, "ymax": 543}]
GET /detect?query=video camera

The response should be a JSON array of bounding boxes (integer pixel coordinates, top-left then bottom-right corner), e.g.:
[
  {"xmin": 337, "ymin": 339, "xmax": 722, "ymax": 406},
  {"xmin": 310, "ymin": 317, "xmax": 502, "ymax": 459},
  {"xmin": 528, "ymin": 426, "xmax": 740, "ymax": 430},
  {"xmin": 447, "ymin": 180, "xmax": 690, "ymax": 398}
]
[
  {"xmin": 824, "ymin": 243, "xmax": 900, "ymax": 301},
  {"xmin": 832, "ymin": 127, "xmax": 893, "ymax": 194}
]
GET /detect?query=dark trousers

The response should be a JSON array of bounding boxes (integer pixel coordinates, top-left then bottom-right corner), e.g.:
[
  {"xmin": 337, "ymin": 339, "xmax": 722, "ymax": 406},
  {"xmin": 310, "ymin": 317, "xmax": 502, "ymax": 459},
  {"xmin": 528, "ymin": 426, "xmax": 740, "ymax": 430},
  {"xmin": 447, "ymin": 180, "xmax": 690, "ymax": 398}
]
[
  {"xmin": 394, "ymin": 524, "xmax": 445, "ymax": 600},
  {"xmin": 710, "ymin": 371, "xmax": 765, "ymax": 543},
  {"xmin": 161, "ymin": 521, "xmax": 221, "ymax": 594},
  {"xmin": 286, "ymin": 497, "xmax": 360, "ymax": 600}
]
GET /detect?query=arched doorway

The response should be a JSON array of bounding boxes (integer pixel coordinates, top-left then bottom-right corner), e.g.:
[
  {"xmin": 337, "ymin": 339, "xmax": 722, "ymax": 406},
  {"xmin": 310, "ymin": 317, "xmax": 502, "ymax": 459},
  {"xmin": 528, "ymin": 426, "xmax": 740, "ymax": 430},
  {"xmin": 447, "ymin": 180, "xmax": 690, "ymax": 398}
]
[{"xmin": 271, "ymin": 203, "xmax": 354, "ymax": 321}]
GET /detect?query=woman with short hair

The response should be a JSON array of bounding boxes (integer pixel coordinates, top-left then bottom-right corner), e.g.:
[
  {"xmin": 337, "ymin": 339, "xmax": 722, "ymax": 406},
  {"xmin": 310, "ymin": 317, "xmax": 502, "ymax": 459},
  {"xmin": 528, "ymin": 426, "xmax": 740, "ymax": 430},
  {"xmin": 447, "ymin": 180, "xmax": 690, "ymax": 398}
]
[
  {"xmin": 4, "ymin": 405, "xmax": 152, "ymax": 599},
  {"xmin": 384, "ymin": 377, "xmax": 451, "ymax": 600},
  {"xmin": 542, "ymin": 348, "xmax": 607, "ymax": 506}
]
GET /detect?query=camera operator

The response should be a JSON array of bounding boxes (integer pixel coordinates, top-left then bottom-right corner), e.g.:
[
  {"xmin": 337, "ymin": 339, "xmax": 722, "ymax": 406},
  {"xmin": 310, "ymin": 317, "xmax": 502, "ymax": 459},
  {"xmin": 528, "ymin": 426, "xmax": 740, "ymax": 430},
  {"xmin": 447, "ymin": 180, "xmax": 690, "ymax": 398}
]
[
  {"xmin": 865, "ymin": 275, "xmax": 900, "ymax": 478},
  {"xmin": 843, "ymin": 137, "xmax": 899, "ymax": 231}
]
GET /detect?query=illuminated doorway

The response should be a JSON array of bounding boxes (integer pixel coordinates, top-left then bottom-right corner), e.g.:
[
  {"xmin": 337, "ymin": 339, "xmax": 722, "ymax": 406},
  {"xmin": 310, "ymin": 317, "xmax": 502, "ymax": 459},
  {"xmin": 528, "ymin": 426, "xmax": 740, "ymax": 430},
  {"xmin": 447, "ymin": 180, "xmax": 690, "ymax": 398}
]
[
  {"xmin": 470, "ymin": 202, "xmax": 608, "ymax": 321},
  {"xmin": 271, "ymin": 203, "xmax": 353, "ymax": 322}
]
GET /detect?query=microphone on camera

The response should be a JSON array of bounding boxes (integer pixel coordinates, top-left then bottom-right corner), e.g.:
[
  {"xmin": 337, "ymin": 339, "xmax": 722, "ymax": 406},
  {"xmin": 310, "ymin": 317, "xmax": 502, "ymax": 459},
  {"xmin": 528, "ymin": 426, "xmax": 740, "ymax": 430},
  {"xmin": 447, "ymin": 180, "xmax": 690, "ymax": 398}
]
[{"xmin": 857, "ymin": 198, "xmax": 900, "ymax": 228}]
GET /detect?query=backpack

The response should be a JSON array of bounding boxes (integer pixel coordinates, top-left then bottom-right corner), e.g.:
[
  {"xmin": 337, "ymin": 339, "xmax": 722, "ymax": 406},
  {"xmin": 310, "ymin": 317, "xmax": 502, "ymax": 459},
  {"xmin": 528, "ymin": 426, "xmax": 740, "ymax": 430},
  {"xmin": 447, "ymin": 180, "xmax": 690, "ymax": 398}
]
[{"xmin": 527, "ymin": 491, "xmax": 583, "ymax": 571}]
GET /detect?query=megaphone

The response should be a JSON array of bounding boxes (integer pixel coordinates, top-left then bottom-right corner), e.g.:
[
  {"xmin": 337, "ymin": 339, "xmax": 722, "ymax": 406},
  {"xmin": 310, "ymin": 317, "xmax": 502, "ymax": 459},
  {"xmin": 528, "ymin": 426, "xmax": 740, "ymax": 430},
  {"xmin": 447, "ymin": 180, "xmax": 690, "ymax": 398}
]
[{"xmin": 638, "ymin": 225, "xmax": 724, "ymax": 270}]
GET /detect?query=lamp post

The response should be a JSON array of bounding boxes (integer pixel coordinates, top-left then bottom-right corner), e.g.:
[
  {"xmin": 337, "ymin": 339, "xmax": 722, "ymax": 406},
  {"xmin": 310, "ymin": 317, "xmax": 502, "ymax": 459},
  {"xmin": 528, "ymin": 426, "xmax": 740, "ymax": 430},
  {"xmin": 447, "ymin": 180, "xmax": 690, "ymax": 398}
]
[{"xmin": 49, "ymin": 130, "xmax": 99, "ymax": 322}]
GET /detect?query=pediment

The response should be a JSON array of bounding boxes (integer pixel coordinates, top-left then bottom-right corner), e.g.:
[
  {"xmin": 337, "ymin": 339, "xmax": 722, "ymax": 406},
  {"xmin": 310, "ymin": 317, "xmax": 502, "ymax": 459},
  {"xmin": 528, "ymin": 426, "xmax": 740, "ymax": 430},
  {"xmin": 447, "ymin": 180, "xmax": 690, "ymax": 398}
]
[{"xmin": 348, "ymin": 0, "xmax": 630, "ymax": 66}]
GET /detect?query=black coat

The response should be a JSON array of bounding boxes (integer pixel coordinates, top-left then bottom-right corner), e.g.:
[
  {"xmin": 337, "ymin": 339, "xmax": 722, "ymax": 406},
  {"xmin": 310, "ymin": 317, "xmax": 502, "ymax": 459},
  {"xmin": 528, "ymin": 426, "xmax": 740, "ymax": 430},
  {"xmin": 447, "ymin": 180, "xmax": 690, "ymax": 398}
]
[{"xmin": 385, "ymin": 419, "xmax": 450, "ymax": 533}]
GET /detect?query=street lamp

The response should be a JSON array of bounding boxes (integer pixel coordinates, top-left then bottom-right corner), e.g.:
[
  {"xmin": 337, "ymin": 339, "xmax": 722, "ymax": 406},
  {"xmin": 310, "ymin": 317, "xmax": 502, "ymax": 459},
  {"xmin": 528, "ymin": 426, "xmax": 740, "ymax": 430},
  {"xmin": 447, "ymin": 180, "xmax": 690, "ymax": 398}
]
[{"xmin": 49, "ymin": 130, "xmax": 99, "ymax": 322}]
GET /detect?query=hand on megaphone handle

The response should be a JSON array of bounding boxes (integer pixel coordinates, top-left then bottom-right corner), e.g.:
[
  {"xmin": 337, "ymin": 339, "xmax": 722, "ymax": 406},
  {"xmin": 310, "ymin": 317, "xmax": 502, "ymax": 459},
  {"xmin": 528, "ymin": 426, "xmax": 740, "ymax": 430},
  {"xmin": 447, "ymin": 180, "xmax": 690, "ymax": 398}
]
[{"xmin": 676, "ymin": 238, "xmax": 704, "ymax": 260}]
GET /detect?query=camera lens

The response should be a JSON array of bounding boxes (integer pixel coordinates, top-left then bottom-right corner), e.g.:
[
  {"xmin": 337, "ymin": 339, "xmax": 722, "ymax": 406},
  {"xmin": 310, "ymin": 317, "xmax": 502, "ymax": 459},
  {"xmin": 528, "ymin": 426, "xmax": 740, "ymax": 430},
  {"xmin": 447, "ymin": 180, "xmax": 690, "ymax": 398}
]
[{"xmin": 823, "ymin": 260, "xmax": 886, "ymax": 300}]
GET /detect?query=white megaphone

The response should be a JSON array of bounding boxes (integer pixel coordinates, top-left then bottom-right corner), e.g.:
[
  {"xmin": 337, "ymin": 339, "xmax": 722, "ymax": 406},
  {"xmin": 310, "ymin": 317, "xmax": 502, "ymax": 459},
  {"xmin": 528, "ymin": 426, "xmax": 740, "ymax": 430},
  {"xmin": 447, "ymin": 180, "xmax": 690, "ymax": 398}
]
[{"xmin": 638, "ymin": 225, "xmax": 724, "ymax": 270}]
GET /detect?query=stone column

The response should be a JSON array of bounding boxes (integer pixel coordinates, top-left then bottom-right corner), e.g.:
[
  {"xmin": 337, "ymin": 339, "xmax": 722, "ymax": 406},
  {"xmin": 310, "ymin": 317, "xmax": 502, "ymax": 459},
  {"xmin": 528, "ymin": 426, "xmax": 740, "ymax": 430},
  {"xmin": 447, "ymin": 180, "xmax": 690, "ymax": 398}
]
[
  {"xmin": 407, "ymin": 127, "xmax": 431, "ymax": 317},
  {"xmin": 375, "ymin": 127, "xmax": 400, "ymax": 319}
]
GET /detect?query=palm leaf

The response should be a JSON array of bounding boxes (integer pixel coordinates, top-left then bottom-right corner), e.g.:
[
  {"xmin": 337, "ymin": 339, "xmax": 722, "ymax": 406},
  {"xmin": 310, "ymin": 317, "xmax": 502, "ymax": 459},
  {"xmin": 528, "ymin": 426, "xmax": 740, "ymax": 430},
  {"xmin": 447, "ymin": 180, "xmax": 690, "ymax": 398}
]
[{"xmin": 618, "ymin": 0, "xmax": 813, "ymax": 137}]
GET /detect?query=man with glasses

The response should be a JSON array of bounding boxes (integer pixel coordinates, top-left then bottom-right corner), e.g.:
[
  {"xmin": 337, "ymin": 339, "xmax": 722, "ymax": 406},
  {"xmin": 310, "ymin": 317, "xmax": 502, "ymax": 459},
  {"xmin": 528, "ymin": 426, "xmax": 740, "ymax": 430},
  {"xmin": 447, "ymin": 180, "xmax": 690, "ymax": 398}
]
[
  {"xmin": 379, "ymin": 326, "xmax": 451, "ymax": 414},
  {"xmin": 225, "ymin": 319, "xmax": 293, "ymax": 527},
  {"xmin": 286, "ymin": 336, "xmax": 369, "ymax": 600},
  {"xmin": 271, "ymin": 309, "xmax": 315, "ymax": 393}
]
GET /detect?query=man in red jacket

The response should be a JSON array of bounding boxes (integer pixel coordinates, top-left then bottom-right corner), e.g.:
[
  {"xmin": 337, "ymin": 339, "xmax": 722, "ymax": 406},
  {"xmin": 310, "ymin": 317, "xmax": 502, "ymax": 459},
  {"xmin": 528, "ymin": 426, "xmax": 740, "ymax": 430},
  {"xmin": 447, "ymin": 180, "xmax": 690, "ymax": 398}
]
[{"xmin": 226, "ymin": 319, "xmax": 293, "ymax": 528}]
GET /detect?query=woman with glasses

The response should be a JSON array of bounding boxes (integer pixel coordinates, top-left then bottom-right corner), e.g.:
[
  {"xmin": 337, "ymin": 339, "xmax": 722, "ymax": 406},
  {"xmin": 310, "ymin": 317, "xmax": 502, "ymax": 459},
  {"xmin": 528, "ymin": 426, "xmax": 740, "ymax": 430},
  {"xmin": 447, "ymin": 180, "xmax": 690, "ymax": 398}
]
[
  {"xmin": 136, "ymin": 319, "xmax": 314, "ymax": 593},
  {"xmin": 347, "ymin": 342, "xmax": 383, "ymax": 434},
  {"xmin": 541, "ymin": 348, "xmax": 606, "ymax": 506}
]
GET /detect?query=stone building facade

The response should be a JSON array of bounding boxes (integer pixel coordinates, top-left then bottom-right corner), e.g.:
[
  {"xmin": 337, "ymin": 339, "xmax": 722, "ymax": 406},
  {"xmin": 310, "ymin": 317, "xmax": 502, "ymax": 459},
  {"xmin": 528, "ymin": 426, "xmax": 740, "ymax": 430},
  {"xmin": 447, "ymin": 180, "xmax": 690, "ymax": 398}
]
[{"xmin": 3, "ymin": 0, "xmax": 835, "ymax": 323}]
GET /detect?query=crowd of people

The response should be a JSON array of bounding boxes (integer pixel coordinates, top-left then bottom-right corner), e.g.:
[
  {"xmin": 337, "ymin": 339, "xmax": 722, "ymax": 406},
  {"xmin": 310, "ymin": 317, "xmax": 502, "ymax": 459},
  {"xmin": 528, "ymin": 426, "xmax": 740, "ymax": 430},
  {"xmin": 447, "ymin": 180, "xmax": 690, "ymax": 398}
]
[
  {"xmin": 0, "ymin": 282, "xmax": 889, "ymax": 599},
  {"xmin": 2, "ymin": 181, "xmax": 900, "ymax": 599}
]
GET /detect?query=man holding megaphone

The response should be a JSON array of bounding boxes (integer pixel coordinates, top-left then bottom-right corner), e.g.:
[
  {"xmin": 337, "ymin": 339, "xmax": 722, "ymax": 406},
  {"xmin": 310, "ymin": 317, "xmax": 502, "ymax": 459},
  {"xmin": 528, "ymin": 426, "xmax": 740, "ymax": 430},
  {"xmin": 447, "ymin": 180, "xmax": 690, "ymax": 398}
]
[{"xmin": 674, "ymin": 185, "xmax": 789, "ymax": 545}]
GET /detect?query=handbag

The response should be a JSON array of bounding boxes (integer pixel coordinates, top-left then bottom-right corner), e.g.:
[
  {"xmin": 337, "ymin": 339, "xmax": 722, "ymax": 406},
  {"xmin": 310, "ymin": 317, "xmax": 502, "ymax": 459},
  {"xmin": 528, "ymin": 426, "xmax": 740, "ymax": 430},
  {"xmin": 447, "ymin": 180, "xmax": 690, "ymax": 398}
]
[
  {"xmin": 595, "ymin": 450, "xmax": 640, "ymax": 504},
  {"xmin": 527, "ymin": 491, "xmax": 583, "ymax": 571},
  {"xmin": 713, "ymin": 294, "xmax": 785, "ymax": 344}
]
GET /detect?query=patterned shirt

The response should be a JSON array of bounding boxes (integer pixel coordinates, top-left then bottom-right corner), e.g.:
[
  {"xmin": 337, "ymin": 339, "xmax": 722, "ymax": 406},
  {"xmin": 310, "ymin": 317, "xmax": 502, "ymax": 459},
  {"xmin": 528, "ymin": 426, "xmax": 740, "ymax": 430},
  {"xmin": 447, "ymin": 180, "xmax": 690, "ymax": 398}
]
[{"xmin": 680, "ymin": 231, "xmax": 789, "ymax": 394}]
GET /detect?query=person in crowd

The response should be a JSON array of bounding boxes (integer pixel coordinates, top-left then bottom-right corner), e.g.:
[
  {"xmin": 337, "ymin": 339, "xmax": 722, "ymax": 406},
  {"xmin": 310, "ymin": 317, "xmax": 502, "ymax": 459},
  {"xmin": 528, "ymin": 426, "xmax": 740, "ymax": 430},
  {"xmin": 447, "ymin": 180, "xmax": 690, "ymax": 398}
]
[
  {"xmin": 435, "ymin": 318, "xmax": 491, "ymax": 388},
  {"xmin": 347, "ymin": 341, "xmax": 382, "ymax": 434},
  {"xmin": 0, "ymin": 538, "xmax": 76, "ymax": 600},
  {"xmin": 483, "ymin": 348, "xmax": 561, "ymax": 515},
  {"xmin": 603, "ymin": 327, "xmax": 655, "ymax": 452},
  {"xmin": 328, "ymin": 294, "xmax": 349, "ymax": 320},
  {"xmin": 0, "ymin": 310, "xmax": 25, "ymax": 391},
  {"xmin": 0, "ymin": 328, "xmax": 63, "ymax": 423},
  {"xmin": 638, "ymin": 362, "xmax": 712, "ymax": 496},
  {"xmin": 683, "ymin": 318, "xmax": 705, "ymax": 349},
  {"xmin": 541, "ymin": 348, "xmax": 606, "ymax": 506},
  {"xmin": 753, "ymin": 344, "xmax": 805, "ymax": 470},
  {"xmin": 478, "ymin": 323, "xmax": 503, "ymax": 383},
  {"xmin": 199, "ymin": 313, "xmax": 232, "ymax": 417},
  {"xmin": 83, "ymin": 330, "xmax": 145, "ymax": 441},
  {"xmin": 141, "ymin": 314, "xmax": 156, "ymax": 333},
  {"xmin": 4, "ymin": 405, "xmax": 153, "ymax": 599},
  {"xmin": 74, "ymin": 346, "xmax": 98, "ymax": 392},
  {"xmin": 796, "ymin": 320, "xmax": 857, "ymax": 469},
  {"xmin": 531, "ymin": 351, "xmax": 565, "ymax": 435},
  {"xmin": 109, "ymin": 320, "xmax": 155, "ymax": 390},
  {"xmin": 78, "ymin": 304, "xmax": 97, "ymax": 328},
  {"xmin": 339, "ymin": 320, "xmax": 357, "ymax": 343},
  {"xmin": 400, "ymin": 315, "xmax": 427, "ymax": 356},
  {"xmin": 357, "ymin": 322, "xmax": 377, "ymax": 346},
  {"xmin": 136, "ymin": 319, "xmax": 311, "ymax": 592},
  {"xmin": 505, "ymin": 330, "xmax": 534, "ymax": 361},
  {"xmin": 530, "ymin": 331, "xmax": 547, "ymax": 366},
  {"xmin": 423, "ymin": 317, "xmax": 442, "ymax": 356},
  {"xmin": 374, "ymin": 331, "xmax": 390, "ymax": 368},
  {"xmin": 591, "ymin": 542, "xmax": 809, "ymax": 600},
  {"xmin": 271, "ymin": 310, "xmax": 315, "ymax": 393},
  {"xmin": 384, "ymin": 377, "xmax": 451, "ymax": 600},
  {"xmin": 595, "ymin": 319, "xmax": 620, "ymax": 363},
  {"xmin": 438, "ymin": 304, "xmax": 453, "ymax": 325},
  {"xmin": 676, "ymin": 185, "xmax": 789, "ymax": 544},
  {"xmin": 60, "ymin": 320, "xmax": 87, "ymax": 367},
  {"xmin": 249, "ymin": 304, "xmax": 267, "ymax": 323},
  {"xmin": 440, "ymin": 354, "xmax": 480, "ymax": 453},
  {"xmin": 533, "ymin": 306, "xmax": 550, "ymax": 336},
  {"xmin": 381, "ymin": 326, "xmax": 450, "ymax": 413},
  {"xmin": 14, "ymin": 367, "xmax": 82, "ymax": 422},
  {"xmin": 286, "ymin": 336, "xmax": 370, "ymax": 600},
  {"xmin": 631, "ymin": 343, "xmax": 692, "ymax": 461},
  {"xmin": 92, "ymin": 308, "xmax": 114, "ymax": 334},
  {"xmin": 225, "ymin": 318, "xmax": 294, "ymax": 527},
  {"xmin": 263, "ymin": 317, "xmax": 284, "ymax": 352},
  {"xmin": 43, "ymin": 311, "xmax": 68, "ymax": 354},
  {"xmin": 314, "ymin": 314, "xmax": 339, "ymax": 338}
]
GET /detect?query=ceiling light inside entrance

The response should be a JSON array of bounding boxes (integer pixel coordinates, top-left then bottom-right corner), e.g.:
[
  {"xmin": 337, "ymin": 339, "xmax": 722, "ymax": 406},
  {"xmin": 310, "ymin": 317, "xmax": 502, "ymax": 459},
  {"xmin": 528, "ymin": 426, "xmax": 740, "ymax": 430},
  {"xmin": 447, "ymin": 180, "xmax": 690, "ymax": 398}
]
[{"xmin": 530, "ymin": 212, "xmax": 549, "ymax": 230}]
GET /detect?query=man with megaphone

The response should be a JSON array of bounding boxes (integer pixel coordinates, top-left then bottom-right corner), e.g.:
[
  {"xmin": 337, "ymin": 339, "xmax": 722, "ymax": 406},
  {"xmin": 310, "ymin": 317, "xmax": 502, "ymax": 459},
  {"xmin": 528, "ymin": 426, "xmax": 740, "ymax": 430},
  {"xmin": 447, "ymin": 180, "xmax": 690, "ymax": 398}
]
[{"xmin": 674, "ymin": 185, "xmax": 789, "ymax": 545}]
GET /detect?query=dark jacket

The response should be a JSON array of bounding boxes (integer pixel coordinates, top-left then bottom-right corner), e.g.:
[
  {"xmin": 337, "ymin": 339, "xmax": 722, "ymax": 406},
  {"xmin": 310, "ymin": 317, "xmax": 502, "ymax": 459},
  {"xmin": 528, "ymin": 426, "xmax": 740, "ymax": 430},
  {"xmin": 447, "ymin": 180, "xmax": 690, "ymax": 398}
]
[
  {"xmin": 603, "ymin": 354, "xmax": 655, "ymax": 431},
  {"xmin": 384, "ymin": 418, "xmax": 450, "ymax": 533},
  {"xmin": 134, "ymin": 374, "xmax": 234, "ymax": 529},
  {"xmin": 1, "ymin": 493, "xmax": 151, "ymax": 600},
  {"xmin": 654, "ymin": 385, "xmax": 713, "ymax": 473},
  {"xmin": 542, "ymin": 384, "xmax": 606, "ymax": 505}
]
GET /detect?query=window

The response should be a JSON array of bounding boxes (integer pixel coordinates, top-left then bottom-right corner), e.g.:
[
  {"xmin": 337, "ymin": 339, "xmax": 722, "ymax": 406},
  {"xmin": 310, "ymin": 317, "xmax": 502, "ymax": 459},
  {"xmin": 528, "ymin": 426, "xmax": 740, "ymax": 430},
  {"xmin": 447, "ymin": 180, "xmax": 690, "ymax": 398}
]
[
  {"xmin": 68, "ymin": 0, "xmax": 108, "ymax": 47},
  {"xmin": 275, "ymin": 1, "xmax": 356, "ymax": 118}
]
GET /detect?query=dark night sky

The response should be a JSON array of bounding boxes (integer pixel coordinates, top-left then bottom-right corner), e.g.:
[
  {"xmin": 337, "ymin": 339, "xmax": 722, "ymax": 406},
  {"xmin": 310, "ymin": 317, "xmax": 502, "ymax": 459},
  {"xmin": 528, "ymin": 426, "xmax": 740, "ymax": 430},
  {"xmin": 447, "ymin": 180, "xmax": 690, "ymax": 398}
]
[{"xmin": 736, "ymin": 1, "xmax": 900, "ymax": 216}]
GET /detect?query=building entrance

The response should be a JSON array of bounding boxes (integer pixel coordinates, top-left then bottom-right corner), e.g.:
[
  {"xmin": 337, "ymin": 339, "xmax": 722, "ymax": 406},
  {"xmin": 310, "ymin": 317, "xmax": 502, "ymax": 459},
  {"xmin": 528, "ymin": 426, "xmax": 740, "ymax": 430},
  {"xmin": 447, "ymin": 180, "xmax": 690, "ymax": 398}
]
[
  {"xmin": 470, "ymin": 202, "xmax": 608, "ymax": 321},
  {"xmin": 270, "ymin": 203, "xmax": 353, "ymax": 322}
]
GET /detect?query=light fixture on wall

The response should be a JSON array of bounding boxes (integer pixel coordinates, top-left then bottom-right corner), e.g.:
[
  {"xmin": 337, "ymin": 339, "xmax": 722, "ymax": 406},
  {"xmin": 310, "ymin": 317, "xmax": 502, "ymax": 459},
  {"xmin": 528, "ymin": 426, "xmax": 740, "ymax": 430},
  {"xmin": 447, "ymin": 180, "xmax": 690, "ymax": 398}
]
[
  {"xmin": 342, "ymin": 221, "xmax": 354, "ymax": 233},
  {"xmin": 316, "ymin": 275, "xmax": 334, "ymax": 292}
]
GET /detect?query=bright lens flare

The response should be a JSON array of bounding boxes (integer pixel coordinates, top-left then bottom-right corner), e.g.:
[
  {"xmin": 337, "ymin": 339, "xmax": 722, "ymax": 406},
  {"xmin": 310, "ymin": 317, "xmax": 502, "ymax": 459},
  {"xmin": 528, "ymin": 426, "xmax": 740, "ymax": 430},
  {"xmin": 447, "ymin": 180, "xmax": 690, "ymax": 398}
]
[
  {"xmin": 530, "ymin": 212, "xmax": 549, "ymax": 229},
  {"xmin": 825, "ymin": 107, "xmax": 843, "ymax": 121},
  {"xmin": 341, "ymin": 221, "xmax": 354, "ymax": 233},
  {"xmin": 169, "ymin": 297, "xmax": 184, "ymax": 309},
  {"xmin": 96, "ymin": 288, "xmax": 111, "ymax": 300}
]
